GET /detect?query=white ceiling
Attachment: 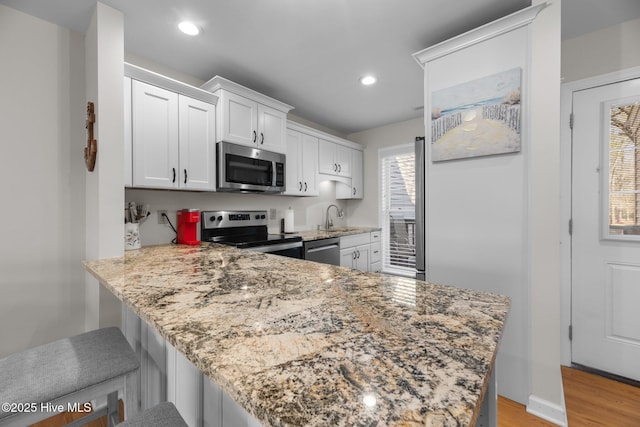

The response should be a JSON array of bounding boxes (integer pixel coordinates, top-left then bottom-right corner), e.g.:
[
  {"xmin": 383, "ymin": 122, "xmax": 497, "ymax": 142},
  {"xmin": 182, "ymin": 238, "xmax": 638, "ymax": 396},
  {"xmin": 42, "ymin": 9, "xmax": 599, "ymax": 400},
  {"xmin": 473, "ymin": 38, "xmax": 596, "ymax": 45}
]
[{"xmin": 2, "ymin": 0, "xmax": 640, "ymax": 135}]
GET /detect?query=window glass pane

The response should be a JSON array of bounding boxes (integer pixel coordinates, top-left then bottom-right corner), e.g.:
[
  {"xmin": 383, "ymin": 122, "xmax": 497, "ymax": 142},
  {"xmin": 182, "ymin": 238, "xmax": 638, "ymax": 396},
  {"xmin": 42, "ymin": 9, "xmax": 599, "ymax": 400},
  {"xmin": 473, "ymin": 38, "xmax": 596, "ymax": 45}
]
[
  {"xmin": 380, "ymin": 146, "xmax": 416, "ymax": 274},
  {"xmin": 608, "ymin": 103, "xmax": 640, "ymax": 236}
]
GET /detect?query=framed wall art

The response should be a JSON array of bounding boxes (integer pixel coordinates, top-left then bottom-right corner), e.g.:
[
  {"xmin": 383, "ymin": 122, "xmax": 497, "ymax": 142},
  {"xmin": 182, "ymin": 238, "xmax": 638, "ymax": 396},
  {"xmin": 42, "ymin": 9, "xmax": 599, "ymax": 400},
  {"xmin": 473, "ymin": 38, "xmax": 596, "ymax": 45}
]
[{"xmin": 430, "ymin": 67, "xmax": 522, "ymax": 161}]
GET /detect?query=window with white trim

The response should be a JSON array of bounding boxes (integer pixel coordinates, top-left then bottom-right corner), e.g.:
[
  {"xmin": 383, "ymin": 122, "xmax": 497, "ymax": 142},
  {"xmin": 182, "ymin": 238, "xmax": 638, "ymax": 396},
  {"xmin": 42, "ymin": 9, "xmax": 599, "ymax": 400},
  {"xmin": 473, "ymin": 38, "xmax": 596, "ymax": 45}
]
[{"xmin": 379, "ymin": 144, "xmax": 416, "ymax": 276}]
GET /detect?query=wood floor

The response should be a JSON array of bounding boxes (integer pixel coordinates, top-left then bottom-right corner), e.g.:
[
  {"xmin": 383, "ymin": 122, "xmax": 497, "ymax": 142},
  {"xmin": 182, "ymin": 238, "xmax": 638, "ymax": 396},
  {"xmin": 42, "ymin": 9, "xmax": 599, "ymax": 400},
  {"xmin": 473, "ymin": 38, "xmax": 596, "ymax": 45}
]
[
  {"xmin": 32, "ymin": 366, "xmax": 640, "ymax": 426},
  {"xmin": 499, "ymin": 366, "xmax": 640, "ymax": 427}
]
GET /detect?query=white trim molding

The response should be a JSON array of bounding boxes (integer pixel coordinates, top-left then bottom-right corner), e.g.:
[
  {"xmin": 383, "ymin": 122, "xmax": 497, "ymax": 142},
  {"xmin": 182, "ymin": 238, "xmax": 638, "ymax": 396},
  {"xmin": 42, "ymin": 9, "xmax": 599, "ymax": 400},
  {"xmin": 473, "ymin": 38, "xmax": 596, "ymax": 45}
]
[
  {"xmin": 527, "ymin": 394, "xmax": 568, "ymax": 427},
  {"xmin": 412, "ymin": 3, "xmax": 547, "ymax": 66}
]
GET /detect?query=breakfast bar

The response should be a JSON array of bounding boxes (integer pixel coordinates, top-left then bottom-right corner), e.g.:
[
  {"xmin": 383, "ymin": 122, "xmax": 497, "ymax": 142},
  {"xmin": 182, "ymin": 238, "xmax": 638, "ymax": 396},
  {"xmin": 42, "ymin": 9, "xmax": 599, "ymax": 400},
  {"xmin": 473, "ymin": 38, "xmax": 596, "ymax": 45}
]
[{"xmin": 84, "ymin": 243, "xmax": 510, "ymax": 426}]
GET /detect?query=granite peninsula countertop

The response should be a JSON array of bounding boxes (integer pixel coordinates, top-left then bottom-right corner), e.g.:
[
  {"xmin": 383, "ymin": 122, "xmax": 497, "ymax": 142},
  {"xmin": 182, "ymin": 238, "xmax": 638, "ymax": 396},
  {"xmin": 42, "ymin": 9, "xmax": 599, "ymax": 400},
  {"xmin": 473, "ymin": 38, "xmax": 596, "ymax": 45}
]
[
  {"xmin": 295, "ymin": 227, "xmax": 381, "ymax": 241},
  {"xmin": 84, "ymin": 243, "xmax": 509, "ymax": 427}
]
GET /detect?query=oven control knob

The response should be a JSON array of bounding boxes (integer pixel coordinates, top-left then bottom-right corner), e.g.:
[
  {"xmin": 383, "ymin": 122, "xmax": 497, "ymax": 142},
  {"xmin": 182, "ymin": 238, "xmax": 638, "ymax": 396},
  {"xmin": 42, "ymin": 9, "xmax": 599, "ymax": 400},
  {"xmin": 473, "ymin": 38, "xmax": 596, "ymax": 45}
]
[
  {"xmin": 217, "ymin": 216, "xmax": 223, "ymax": 222},
  {"xmin": 209, "ymin": 216, "xmax": 216, "ymax": 222},
  {"xmin": 260, "ymin": 214, "xmax": 266, "ymax": 219},
  {"xmin": 255, "ymin": 214, "xmax": 260, "ymax": 219}
]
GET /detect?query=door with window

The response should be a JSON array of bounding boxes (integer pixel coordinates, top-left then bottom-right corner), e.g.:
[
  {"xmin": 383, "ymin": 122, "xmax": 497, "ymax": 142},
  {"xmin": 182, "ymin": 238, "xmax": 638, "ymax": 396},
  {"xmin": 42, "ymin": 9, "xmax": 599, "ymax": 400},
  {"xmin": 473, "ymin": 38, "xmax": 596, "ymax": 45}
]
[
  {"xmin": 571, "ymin": 77, "xmax": 640, "ymax": 381},
  {"xmin": 380, "ymin": 145, "xmax": 416, "ymax": 276}
]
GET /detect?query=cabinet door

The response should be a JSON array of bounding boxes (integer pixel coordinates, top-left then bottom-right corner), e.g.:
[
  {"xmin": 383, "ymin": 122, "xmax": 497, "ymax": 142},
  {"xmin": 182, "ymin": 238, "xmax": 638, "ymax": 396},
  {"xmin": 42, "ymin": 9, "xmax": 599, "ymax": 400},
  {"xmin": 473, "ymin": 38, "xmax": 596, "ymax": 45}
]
[
  {"xmin": 124, "ymin": 77, "xmax": 133, "ymax": 187},
  {"xmin": 178, "ymin": 95, "xmax": 216, "ymax": 190},
  {"xmin": 355, "ymin": 244, "xmax": 370, "ymax": 271},
  {"xmin": 335, "ymin": 144, "xmax": 352, "ymax": 177},
  {"xmin": 219, "ymin": 91, "xmax": 257, "ymax": 146},
  {"xmin": 350, "ymin": 149, "xmax": 363, "ymax": 198},
  {"xmin": 340, "ymin": 248, "xmax": 355, "ymax": 269},
  {"xmin": 258, "ymin": 104, "xmax": 287, "ymax": 154},
  {"xmin": 336, "ymin": 149, "xmax": 363, "ymax": 199},
  {"xmin": 132, "ymin": 80, "xmax": 179, "ymax": 188},
  {"xmin": 167, "ymin": 343, "xmax": 204, "ymax": 427},
  {"xmin": 301, "ymin": 134, "xmax": 319, "ymax": 195},
  {"xmin": 284, "ymin": 129, "xmax": 303, "ymax": 195},
  {"xmin": 140, "ymin": 322, "xmax": 167, "ymax": 410},
  {"xmin": 318, "ymin": 139, "xmax": 336, "ymax": 175}
]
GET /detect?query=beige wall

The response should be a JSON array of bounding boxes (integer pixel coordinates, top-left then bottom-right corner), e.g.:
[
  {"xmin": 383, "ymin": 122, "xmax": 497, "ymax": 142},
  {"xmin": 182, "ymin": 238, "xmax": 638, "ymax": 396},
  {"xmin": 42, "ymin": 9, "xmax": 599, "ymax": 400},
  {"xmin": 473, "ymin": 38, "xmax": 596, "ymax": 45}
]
[
  {"xmin": 0, "ymin": 5, "xmax": 87, "ymax": 356},
  {"xmin": 562, "ymin": 17, "xmax": 640, "ymax": 83},
  {"xmin": 347, "ymin": 117, "xmax": 424, "ymax": 227}
]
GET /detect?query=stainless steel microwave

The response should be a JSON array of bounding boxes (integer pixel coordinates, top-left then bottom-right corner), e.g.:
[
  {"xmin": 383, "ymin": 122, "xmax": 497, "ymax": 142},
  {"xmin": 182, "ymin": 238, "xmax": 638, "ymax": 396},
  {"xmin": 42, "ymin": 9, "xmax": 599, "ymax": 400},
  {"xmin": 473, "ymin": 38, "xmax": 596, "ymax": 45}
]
[{"xmin": 217, "ymin": 142, "xmax": 285, "ymax": 193}]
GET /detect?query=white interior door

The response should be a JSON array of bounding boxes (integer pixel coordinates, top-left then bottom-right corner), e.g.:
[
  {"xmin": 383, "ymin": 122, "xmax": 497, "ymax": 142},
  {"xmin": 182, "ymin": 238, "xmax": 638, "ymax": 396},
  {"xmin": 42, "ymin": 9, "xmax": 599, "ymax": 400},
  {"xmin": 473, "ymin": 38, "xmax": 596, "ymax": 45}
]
[{"xmin": 571, "ymin": 77, "xmax": 640, "ymax": 381}]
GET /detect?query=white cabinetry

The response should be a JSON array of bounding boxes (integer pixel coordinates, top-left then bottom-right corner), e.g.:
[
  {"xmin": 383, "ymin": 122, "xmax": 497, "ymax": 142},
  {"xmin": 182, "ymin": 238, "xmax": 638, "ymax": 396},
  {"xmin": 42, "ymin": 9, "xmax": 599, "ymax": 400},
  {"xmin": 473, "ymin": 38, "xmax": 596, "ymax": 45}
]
[
  {"xmin": 121, "ymin": 305, "xmax": 261, "ymax": 427},
  {"xmin": 339, "ymin": 231, "xmax": 381, "ymax": 272},
  {"xmin": 202, "ymin": 76, "xmax": 292, "ymax": 154},
  {"xmin": 340, "ymin": 233, "xmax": 370, "ymax": 272},
  {"xmin": 131, "ymin": 80, "xmax": 216, "ymax": 190},
  {"xmin": 370, "ymin": 231, "xmax": 382, "ymax": 273},
  {"xmin": 319, "ymin": 139, "xmax": 351, "ymax": 177},
  {"xmin": 285, "ymin": 128, "xmax": 318, "ymax": 196},
  {"xmin": 336, "ymin": 148, "xmax": 363, "ymax": 199},
  {"xmin": 124, "ymin": 77, "xmax": 133, "ymax": 187},
  {"xmin": 125, "ymin": 63, "xmax": 218, "ymax": 191}
]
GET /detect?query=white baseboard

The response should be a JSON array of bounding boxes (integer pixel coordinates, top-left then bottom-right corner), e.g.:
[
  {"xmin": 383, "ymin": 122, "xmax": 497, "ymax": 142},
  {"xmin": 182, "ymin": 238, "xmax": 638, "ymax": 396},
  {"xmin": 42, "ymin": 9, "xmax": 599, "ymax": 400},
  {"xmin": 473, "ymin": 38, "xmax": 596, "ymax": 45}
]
[{"xmin": 527, "ymin": 395, "xmax": 567, "ymax": 427}]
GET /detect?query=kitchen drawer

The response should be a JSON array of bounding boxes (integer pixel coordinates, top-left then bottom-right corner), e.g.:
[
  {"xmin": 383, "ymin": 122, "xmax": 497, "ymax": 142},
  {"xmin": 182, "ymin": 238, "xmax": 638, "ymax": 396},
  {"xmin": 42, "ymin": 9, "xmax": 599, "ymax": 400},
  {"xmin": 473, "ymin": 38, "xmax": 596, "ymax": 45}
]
[
  {"xmin": 370, "ymin": 242, "xmax": 381, "ymax": 263},
  {"xmin": 370, "ymin": 230, "xmax": 381, "ymax": 243},
  {"xmin": 340, "ymin": 233, "xmax": 370, "ymax": 249},
  {"xmin": 370, "ymin": 261, "xmax": 382, "ymax": 274}
]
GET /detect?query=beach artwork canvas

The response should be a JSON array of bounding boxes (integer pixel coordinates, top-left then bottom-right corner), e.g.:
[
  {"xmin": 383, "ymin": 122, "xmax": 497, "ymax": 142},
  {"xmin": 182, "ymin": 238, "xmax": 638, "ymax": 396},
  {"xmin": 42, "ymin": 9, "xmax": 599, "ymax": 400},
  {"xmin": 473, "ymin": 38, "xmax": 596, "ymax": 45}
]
[{"xmin": 430, "ymin": 67, "xmax": 522, "ymax": 161}]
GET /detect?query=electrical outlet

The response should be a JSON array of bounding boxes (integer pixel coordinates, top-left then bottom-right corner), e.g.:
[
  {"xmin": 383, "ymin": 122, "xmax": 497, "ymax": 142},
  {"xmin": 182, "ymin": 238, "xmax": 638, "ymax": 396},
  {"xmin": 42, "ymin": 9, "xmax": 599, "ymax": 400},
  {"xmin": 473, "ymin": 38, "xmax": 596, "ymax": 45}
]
[
  {"xmin": 158, "ymin": 210, "xmax": 168, "ymax": 224},
  {"xmin": 269, "ymin": 208, "xmax": 277, "ymax": 220}
]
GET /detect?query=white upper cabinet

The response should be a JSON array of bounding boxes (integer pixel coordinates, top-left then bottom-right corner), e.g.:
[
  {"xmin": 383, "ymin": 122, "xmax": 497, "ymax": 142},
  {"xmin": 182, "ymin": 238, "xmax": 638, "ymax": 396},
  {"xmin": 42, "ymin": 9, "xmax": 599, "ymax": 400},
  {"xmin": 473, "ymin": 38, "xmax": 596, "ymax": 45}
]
[
  {"xmin": 285, "ymin": 128, "xmax": 318, "ymax": 196},
  {"xmin": 337, "ymin": 148, "xmax": 363, "ymax": 199},
  {"xmin": 124, "ymin": 76, "xmax": 132, "ymax": 187},
  {"xmin": 132, "ymin": 80, "xmax": 180, "ymax": 189},
  {"xmin": 319, "ymin": 139, "xmax": 351, "ymax": 177},
  {"xmin": 126, "ymin": 63, "xmax": 218, "ymax": 191},
  {"xmin": 219, "ymin": 91, "xmax": 257, "ymax": 146},
  {"xmin": 202, "ymin": 76, "xmax": 292, "ymax": 154},
  {"xmin": 178, "ymin": 95, "xmax": 216, "ymax": 190}
]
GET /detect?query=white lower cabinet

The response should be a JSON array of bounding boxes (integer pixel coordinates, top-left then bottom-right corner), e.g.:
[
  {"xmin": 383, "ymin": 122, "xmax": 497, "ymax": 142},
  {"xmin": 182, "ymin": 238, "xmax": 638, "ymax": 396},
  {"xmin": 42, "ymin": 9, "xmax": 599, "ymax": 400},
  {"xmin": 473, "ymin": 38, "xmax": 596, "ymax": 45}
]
[
  {"xmin": 121, "ymin": 305, "xmax": 261, "ymax": 427},
  {"xmin": 339, "ymin": 232, "xmax": 381, "ymax": 272}
]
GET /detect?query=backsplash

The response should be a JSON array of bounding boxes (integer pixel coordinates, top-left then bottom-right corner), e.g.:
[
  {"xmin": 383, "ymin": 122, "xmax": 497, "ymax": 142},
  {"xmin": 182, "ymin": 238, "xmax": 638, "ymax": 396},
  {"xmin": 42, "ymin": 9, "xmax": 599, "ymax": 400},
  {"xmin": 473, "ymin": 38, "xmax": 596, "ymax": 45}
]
[{"xmin": 126, "ymin": 181, "xmax": 347, "ymax": 246}]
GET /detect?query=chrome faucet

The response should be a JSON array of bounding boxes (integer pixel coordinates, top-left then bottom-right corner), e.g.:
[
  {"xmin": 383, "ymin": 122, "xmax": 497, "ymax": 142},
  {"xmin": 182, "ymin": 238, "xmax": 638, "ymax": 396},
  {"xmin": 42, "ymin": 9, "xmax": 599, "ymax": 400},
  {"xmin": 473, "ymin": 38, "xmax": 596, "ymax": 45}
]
[{"xmin": 325, "ymin": 204, "xmax": 344, "ymax": 230}]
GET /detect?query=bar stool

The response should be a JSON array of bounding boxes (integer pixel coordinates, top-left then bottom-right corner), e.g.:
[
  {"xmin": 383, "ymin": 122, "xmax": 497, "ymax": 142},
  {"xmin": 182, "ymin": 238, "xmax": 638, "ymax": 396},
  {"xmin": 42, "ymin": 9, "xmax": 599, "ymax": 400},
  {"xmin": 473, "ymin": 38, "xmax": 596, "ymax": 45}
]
[
  {"xmin": 116, "ymin": 401, "xmax": 188, "ymax": 427},
  {"xmin": 0, "ymin": 327, "xmax": 139, "ymax": 427}
]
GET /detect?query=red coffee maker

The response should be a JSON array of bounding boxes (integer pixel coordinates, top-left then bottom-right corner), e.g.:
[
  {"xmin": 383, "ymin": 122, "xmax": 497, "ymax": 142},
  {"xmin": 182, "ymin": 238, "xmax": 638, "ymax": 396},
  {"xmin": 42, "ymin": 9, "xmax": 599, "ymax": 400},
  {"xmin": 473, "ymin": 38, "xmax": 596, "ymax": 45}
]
[{"xmin": 177, "ymin": 209, "xmax": 200, "ymax": 245}]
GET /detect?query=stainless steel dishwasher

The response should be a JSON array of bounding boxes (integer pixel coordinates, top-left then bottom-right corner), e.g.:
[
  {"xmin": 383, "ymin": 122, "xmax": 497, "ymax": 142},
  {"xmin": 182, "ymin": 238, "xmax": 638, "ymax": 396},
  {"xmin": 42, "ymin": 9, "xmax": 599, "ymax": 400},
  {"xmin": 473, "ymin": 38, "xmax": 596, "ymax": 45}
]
[{"xmin": 303, "ymin": 237, "xmax": 340, "ymax": 265}]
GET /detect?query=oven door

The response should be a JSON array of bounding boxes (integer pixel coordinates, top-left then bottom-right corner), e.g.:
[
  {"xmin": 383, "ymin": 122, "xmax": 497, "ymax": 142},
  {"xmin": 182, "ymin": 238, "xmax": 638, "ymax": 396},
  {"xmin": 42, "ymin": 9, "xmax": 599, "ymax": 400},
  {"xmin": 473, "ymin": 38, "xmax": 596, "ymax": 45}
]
[{"xmin": 218, "ymin": 142, "xmax": 285, "ymax": 193}]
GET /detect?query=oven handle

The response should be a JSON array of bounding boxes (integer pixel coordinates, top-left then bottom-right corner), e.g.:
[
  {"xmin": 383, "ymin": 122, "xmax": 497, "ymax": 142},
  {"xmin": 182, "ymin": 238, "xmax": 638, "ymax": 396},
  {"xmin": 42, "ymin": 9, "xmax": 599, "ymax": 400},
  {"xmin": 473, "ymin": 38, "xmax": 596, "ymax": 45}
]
[{"xmin": 247, "ymin": 241, "xmax": 302, "ymax": 253}]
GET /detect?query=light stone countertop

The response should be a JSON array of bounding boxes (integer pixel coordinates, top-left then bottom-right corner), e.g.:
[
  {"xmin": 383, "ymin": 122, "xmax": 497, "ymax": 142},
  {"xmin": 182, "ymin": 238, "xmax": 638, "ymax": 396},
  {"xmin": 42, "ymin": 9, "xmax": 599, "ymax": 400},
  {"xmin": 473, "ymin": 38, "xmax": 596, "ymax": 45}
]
[
  {"xmin": 84, "ymin": 243, "xmax": 509, "ymax": 427},
  {"xmin": 294, "ymin": 227, "xmax": 381, "ymax": 241}
]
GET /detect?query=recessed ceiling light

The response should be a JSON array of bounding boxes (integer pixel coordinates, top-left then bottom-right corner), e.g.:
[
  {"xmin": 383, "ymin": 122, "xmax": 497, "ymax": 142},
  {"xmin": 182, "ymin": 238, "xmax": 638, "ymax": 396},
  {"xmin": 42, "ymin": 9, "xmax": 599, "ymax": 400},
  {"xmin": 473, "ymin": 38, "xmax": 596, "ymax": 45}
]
[
  {"xmin": 360, "ymin": 75, "xmax": 377, "ymax": 86},
  {"xmin": 178, "ymin": 21, "xmax": 200, "ymax": 36}
]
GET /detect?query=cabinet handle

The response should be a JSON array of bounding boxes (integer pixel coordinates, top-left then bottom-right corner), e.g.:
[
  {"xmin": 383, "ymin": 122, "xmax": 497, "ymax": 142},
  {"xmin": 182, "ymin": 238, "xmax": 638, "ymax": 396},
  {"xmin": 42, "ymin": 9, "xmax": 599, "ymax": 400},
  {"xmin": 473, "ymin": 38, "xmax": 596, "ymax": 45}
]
[
  {"xmin": 172, "ymin": 168, "xmax": 176, "ymax": 183},
  {"xmin": 353, "ymin": 251, "xmax": 357, "ymax": 260},
  {"xmin": 184, "ymin": 169, "xmax": 187, "ymax": 184},
  {"xmin": 338, "ymin": 164, "xmax": 342, "ymax": 173},
  {"xmin": 304, "ymin": 182, "xmax": 307, "ymax": 192},
  {"xmin": 334, "ymin": 163, "xmax": 338, "ymax": 172},
  {"xmin": 253, "ymin": 130, "xmax": 257, "ymax": 143},
  {"xmin": 260, "ymin": 132, "xmax": 264, "ymax": 144},
  {"xmin": 353, "ymin": 187, "xmax": 356, "ymax": 196},
  {"xmin": 299, "ymin": 181, "xmax": 302, "ymax": 191}
]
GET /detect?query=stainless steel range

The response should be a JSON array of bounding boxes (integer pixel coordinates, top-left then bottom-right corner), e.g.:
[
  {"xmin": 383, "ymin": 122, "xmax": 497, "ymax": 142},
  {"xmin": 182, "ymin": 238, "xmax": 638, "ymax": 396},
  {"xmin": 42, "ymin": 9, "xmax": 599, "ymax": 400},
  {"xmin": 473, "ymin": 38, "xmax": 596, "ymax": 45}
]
[{"xmin": 200, "ymin": 210, "xmax": 303, "ymax": 258}]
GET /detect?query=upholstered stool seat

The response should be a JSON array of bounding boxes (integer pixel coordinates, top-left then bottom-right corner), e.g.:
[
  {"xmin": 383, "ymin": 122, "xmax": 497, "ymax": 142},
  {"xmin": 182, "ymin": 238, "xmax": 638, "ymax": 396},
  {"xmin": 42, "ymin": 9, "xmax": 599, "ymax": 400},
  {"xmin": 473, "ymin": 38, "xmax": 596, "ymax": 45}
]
[
  {"xmin": 0, "ymin": 327, "xmax": 139, "ymax": 427},
  {"xmin": 117, "ymin": 402, "xmax": 188, "ymax": 427}
]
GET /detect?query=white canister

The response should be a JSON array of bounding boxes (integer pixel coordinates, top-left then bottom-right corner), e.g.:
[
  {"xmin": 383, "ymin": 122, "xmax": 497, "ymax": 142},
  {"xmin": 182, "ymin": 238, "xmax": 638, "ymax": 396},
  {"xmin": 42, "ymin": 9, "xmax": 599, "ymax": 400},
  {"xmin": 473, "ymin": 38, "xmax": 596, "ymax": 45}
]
[{"xmin": 125, "ymin": 223, "xmax": 141, "ymax": 250}]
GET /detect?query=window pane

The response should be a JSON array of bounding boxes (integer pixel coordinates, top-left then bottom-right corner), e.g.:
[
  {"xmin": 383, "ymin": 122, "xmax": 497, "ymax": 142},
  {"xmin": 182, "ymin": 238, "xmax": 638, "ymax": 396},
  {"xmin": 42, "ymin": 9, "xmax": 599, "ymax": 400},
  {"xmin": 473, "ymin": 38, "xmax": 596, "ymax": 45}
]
[
  {"xmin": 608, "ymin": 103, "xmax": 640, "ymax": 236},
  {"xmin": 380, "ymin": 146, "xmax": 416, "ymax": 274}
]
